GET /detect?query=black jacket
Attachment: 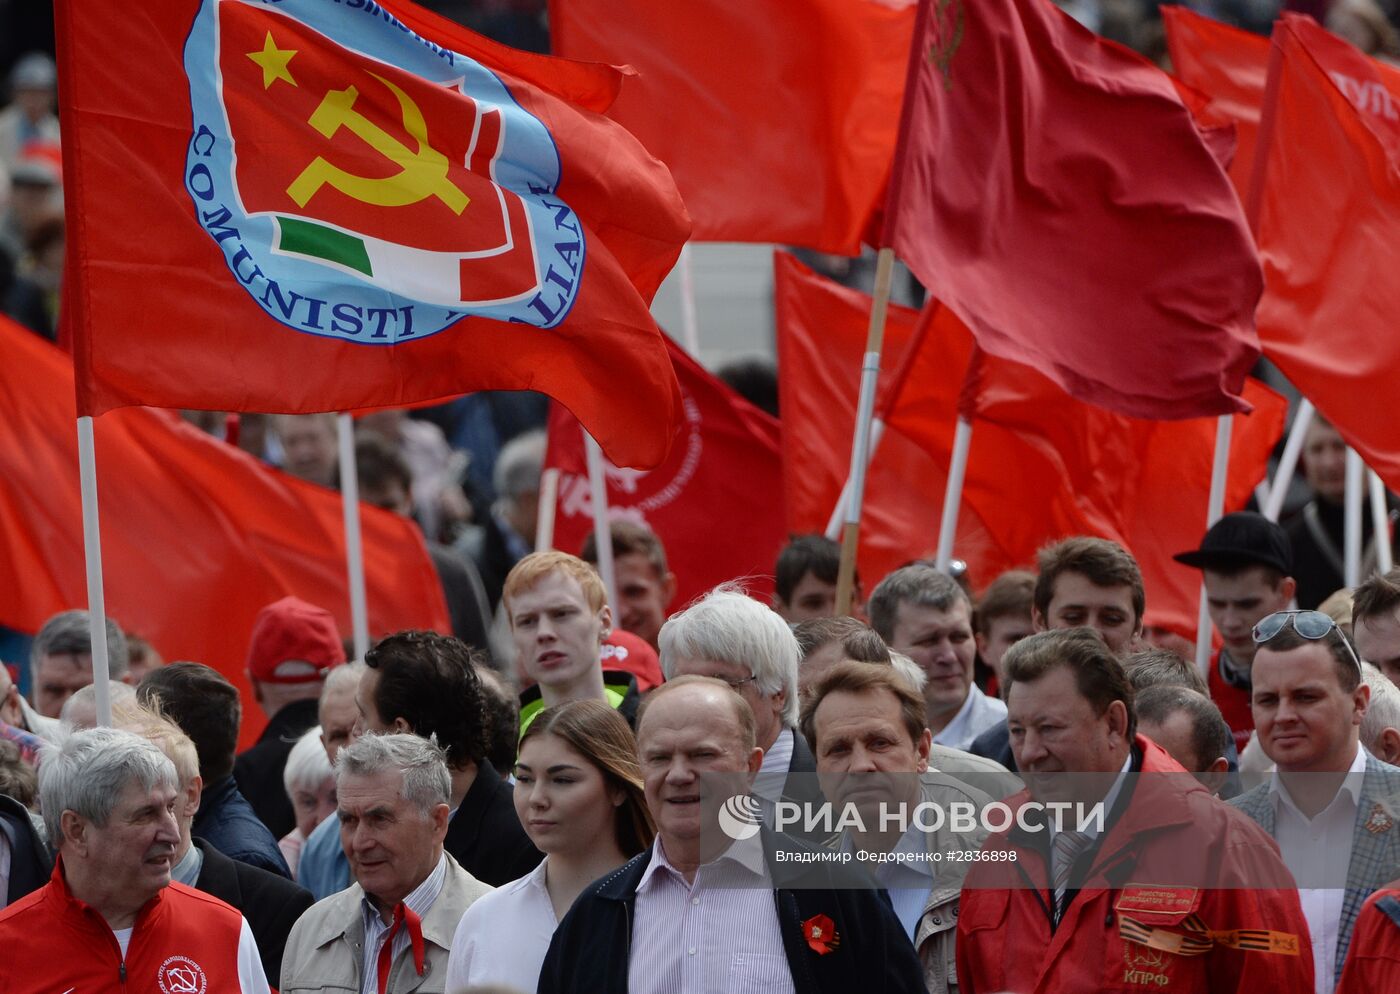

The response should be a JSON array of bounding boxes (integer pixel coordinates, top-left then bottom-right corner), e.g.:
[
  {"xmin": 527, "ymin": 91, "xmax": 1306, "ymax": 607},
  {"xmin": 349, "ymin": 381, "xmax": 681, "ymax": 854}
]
[
  {"xmin": 443, "ymin": 759, "xmax": 543, "ymax": 887},
  {"xmin": 191, "ymin": 838, "xmax": 313, "ymax": 982},
  {"xmin": 537, "ymin": 835, "xmax": 927, "ymax": 994},
  {"xmin": 234, "ymin": 698, "xmax": 320, "ymax": 840},
  {"xmin": 193, "ymin": 775, "xmax": 292, "ymax": 878},
  {"xmin": 0, "ymin": 794, "xmax": 50, "ymax": 907}
]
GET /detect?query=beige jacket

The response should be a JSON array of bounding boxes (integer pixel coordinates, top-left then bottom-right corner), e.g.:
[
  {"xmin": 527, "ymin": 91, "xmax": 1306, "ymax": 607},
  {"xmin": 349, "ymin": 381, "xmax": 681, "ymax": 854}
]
[{"xmin": 281, "ymin": 852, "xmax": 492, "ymax": 994}]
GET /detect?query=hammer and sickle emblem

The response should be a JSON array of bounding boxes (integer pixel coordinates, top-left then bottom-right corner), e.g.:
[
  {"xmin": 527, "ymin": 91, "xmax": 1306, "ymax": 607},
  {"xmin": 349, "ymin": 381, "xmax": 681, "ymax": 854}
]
[{"xmin": 287, "ymin": 72, "xmax": 469, "ymax": 215}]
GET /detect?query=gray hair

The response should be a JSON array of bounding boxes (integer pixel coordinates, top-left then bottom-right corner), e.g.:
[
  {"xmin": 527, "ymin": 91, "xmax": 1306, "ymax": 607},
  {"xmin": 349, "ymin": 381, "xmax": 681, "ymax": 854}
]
[
  {"xmin": 887, "ymin": 651, "xmax": 928, "ymax": 694},
  {"xmin": 659, "ymin": 585, "xmax": 800, "ymax": 727},
  {"xmin": 1362, "ymin": 663, "xmax": 1400, "ymax": 755},
  {"xmin": 59, "ymin": 682, "xmax": 139, "ymax": 729},
  {"xmin": 867, "ymin": 565, "xmax": 970, "ymax": 643},
  {"xmin": 31, "ymin": 610, "xmax": 129, "ymax": 685},
  {"xmin": 321, "ymin": 659, "xmax": 364, "ymax": 708},
  {"xmin": 284, "ymin": 726, "xmax": 334, "ymax": 797},
  {"xmin": 39, "ymin": 727, "xmax": 177, "ymax": 845},
  {"xmin": 493, "ymin": 429, "xmax": 545, "ymax": 503},
  {"xmin": 335, "ymin": 732, "xmax": 450, "ymax": 816}
]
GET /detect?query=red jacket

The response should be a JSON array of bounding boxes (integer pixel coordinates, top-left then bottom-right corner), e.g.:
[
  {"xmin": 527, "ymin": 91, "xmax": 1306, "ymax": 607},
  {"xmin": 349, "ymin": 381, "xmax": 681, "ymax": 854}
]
[
  {"xmin": 0, "ymin": 858, "xmax": 268, "ymax": 994},
  {"xmin": 1208, "ymin": 650, "xmax": 1255, "ymax": 753},
  {"xmin": 1337, "ymin": 884, "xmax": 1400, "ymax": 993},
  {"xmin": 956, "ymin": 737, "xmax": 1312, "ymax": 994}
]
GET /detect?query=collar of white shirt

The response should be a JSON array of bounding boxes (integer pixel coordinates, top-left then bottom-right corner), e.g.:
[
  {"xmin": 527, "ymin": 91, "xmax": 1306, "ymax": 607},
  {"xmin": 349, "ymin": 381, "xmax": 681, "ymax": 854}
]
[
  {"xmin": 637, "ymin": 832, "xmax": 771, "ymax": 893},
  {"xmin": 1269, "ymin": 744, "xmax": 1368, "ymax": 816},
  {"xmin": 754, "ymin": 728, "xmax": 796, "ymax": 804},
  {"xmin": 1049, "ymin": 751, "xmax": 1134, "ymax": 846}
]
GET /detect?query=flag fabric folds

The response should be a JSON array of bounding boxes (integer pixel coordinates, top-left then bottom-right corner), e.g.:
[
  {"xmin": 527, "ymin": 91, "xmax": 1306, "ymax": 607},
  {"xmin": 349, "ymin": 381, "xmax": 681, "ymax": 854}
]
[
  {"xmin": 1253, "ymin": 14, "xmax": 1400, "ymax": 492},
  {"xmin": 549, "ymin": 0, "xmax": 916, "ymax": 253},
  {"xmin": 545, "ymin": 336, "xmax": 786, "ymax": 608},
  {"xmin": 1162, "ymin": 6, "xmax": 1271, "ymax": 197},
  {"xmin": 774, "ymin": 253, "xmax": 1285, "ymax": 635},
  {"xmin": 885, "ymin": 0, "xmax": 1263, "ymax": 420},
  {"xmin": 0, "ymin": 316, "xmax": 449, "ymax": 747},
  {"xmin": 55, "ymin": 0, "xmax": 688, "ymax": 469}
]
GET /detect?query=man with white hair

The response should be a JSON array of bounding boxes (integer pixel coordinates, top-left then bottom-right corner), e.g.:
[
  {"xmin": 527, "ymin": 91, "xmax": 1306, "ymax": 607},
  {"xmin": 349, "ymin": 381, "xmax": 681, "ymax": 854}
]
[
  {"xmin": 280, "ymin": 733, "xmax": 493, "ymax": 993},
  {"xmin": 660, "ymin": 585, "xmax": 812, "ymax": 817},
  {"xmin": 0, "ymin": 727, "xmax": 270, "ymax": 991},
  {"xmin": 1361, "ymin": 662, "xmax": 1400, "ymax": 765}
]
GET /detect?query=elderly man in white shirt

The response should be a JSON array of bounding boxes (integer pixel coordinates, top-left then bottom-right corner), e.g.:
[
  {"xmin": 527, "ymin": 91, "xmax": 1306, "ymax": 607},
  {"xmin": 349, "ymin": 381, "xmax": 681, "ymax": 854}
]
[
  {"xmin": 868, "ymin": 565, "xmax": 1006, "ymax": 750},
  {"xmin": 1230, "ymin": 610, "xmax": 1400, "ymax": 994}
]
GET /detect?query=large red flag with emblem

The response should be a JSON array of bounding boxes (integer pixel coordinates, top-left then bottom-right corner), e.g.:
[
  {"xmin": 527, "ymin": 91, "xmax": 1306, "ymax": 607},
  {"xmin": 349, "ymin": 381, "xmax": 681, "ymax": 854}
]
[
  {"xmin": 0, "ymin": 316, "xmax": 448, "ymax": 747},
  {"xmin": 545, "ymin": 336, "xmax": 786, "ymax": 608},
  {"xmin": 55, "ymin": 0, "xmax": 689, "ymax": 469},
  {"xmin": 774, "ymin": 253, "xmax": 1285, "ymax": 633},
  {"xmin": 884, "ymin": 0, "xmax": 1262, "ymax": 420},
  {"xmin": 1253, "ymin": 15, "xmax": 1400, "ymax": 493},
  {"xmin": 550, "ymin": 0, "xmax": 916, "ymax": 253},
  {"xmin": 1162, "ymin": 6, "xmax": 1271, "ymax": 198}
]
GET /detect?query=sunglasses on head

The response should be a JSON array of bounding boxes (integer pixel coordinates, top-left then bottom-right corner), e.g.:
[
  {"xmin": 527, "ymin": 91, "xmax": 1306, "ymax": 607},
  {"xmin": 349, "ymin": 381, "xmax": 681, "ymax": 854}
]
[{"xmin": 1251, "ymin": 610, "xmax": 1362, "ymax": 673}]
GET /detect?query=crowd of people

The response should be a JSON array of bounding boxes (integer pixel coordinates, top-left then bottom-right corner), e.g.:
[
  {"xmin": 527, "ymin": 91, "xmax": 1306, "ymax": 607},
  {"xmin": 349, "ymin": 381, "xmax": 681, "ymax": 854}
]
[{"xmin": 5, "ymin": 491, "xmax": 1400, "ymax": 992}]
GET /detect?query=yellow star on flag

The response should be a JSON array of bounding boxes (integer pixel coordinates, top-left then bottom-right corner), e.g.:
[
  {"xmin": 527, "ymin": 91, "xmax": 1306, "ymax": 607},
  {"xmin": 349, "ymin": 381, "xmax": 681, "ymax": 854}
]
[{"xmin": 247, "ymin": 32, "xmax": 297, "ymax": 90}]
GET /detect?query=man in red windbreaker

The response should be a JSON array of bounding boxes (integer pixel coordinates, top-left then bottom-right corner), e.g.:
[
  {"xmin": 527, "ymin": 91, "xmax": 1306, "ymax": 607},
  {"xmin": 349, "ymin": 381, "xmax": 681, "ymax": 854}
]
[
  {"xmin": 956, "ymin": 628, "xmax": 1312, "ymax": 994},
  {"xmin": 0, "ymin": 726, "xmax": 269, "ymax": 994},
  {"xmin": 1337, "ymin": 881, "xmax": 1400, "ymax": 991}
]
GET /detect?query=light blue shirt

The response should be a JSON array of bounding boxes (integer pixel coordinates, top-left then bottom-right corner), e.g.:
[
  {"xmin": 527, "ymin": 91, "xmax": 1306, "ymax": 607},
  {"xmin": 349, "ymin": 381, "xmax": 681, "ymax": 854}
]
[{"xmin": 299, "ymin": 810, "xmax": 350, "ymax": 899}]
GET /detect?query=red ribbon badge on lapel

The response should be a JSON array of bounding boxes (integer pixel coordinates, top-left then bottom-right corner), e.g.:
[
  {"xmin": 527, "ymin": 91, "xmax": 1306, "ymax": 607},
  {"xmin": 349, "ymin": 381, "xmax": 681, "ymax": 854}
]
[{"xmin": 802, "ymin": 913, "xmax": 840, "ymax": 955}]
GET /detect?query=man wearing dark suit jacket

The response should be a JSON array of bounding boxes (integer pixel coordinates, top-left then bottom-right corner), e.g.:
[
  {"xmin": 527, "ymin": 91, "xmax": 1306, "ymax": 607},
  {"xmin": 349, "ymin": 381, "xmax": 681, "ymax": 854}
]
[
  {"xmin": 0, "ymin": 792, "xmax": 50, "ymax": 909},
  {"xmin": 354, "ymin": 630, "xmax": 542, "ymax": 886}
]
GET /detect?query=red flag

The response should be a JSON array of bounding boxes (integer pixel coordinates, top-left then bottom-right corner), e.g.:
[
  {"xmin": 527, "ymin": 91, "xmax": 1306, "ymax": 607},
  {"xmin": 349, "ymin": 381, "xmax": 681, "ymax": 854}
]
[
  {"xmin": 55, "ymin": 0, "xmax": 688, "ymax": 469},
  {"xmin": 1254, "ymin": 15, "xmax": 1400, "ymax": 492},
  {"xmin": 1162, "ymin": 6, "xmax": 1271, "ymax": 196},
  {"xmin": 545, "ymin": 337, "xmax": 786, "ymax": 608},
  {"xmin": 954, "ymin": 351, "xmax": 1287, "ymax": 636},
  {"xmin": 0, "ymin": 317, "xmax": 449, "ymax": 748},
  {"xmin": 773, "ymin": 252, "xmax": 1285, "ymax": 633},
  {"xmin": 550, "ymin": 0, "xmax": 916, "ymax": 253},
  {"xmin": 885, "ymin": 0, "xmax": 1262, "ymax": 419}
]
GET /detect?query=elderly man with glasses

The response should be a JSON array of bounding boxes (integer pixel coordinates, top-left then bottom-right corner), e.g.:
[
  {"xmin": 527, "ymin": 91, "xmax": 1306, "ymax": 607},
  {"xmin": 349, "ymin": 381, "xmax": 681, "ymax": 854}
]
[{"xmin": 1231, "ymin": 610, "xmax": 1400, "ymax": 994}]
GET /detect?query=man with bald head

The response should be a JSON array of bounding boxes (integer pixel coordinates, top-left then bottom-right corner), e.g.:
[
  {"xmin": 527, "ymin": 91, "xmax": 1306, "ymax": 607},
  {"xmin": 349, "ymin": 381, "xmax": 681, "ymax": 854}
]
[{"xmin": 539, "ymin": 675, "xmax": 924, "ymax": 994}]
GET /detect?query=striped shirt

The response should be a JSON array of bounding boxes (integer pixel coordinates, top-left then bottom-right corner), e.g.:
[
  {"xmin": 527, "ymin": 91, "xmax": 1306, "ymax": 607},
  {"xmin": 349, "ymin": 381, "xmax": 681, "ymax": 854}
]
[
  {"xmin": 628, "ymin": 836, "xmax": 796, "ymax": 994},
  {"xmin": 358, "ymin": 852, "xmax": 447, "ymax": 994}
]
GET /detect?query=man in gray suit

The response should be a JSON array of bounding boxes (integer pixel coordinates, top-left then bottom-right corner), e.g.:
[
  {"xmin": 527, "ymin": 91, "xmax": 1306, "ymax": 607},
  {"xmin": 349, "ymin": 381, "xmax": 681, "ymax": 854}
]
[{"xmin": 1230, "ymin": 610, "xmax": 1400, "ymax": 993}]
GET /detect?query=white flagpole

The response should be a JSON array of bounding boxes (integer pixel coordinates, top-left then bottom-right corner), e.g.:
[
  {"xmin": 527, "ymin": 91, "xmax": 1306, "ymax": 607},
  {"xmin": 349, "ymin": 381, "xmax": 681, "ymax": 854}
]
[
  {"xmin": 583, "ymin": 428, "xmax": 617, "ymax": 610},
  {"xmin": 337, "ymin": 413, "xmax": 370, "ymax": 659},
  {"xmin": 536, "ymin": 467, "xmax": 561, "ymax": 552},
  {"xmin": 76, "ymin": 416, "xmax": 114, "ymax": 728},
  {"xmin": 934, "ymin": 418, "xmax": 974, "ymax": 572},
  {"xmin": 1195, "ymin": 415, "xmax": 1234, "ymax": 677},
  {"xmin": 824, "ymin": 418, "xmax": 887, "ymax": 541},
  {"xmin": 834, "ymin": 248, "xmax": 895, "ymax": 615},
  {"xmin": 677, "ymin": 243, "xmax": 701, "ymax": 358},
  {"xmin": 1370, "ymin": 469, "xmax": 1393, "ymax": 574},
  {"xmin": 1263, "ymin": 399, "xmax": 1314, "ymax": 522},
  {"xmin": 1345, "ymin": 448, "xmax": 1364, "ymax": 587}
]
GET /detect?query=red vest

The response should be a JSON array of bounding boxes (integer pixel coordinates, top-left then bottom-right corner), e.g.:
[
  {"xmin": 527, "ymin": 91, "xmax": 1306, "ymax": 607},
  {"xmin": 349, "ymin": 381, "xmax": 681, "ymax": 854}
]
[
  {"xmin": 1207, "ymin": 649, "xmax": 1255, "ymax": 753},
  {"xmin": 0, "ymin": 859, "xmax": 254, "ymax": 994}
]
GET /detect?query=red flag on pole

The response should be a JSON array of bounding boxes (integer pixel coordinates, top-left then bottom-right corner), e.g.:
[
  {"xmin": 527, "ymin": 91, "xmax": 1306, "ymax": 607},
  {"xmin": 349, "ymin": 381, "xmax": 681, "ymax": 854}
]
[
  {"xmin": 545, "ymin": 337, "xmax": 787, "ymax": 608},
  {"xmin": 1161, "ymin": 6, "xmax": 1271, "ymax": 197},
  {"xmin": 773, "ymin": 252, "xmax": 1285, "ymax": 632},
  {"xmin": 1253, "ymin": 14, "xmax": 1400, "ymax": 492},
  {"xmin": 0, "ymin": 317, "xmax": 449, "ymax": 748},
  {"xmin": 55, "ymin": 0, "xmax": 688, "ymax": 469},
  {"xmin": 549, "ymin": 0, "xmax": 916, "ymax": 253},
  {"xmin": 884, "ymin": 0, "xmax": 1263, "ymax": 420}
]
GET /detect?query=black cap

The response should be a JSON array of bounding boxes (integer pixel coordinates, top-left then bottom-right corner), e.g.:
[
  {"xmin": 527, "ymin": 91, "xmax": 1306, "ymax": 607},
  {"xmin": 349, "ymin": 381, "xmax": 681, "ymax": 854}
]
[{"xmin": 1173, "ymin": 511, "xmax": 1293, "ymax": 575}]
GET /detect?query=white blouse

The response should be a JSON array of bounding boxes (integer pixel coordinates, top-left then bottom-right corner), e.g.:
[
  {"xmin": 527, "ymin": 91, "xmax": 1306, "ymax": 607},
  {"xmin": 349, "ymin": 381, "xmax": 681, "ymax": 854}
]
[{"xmin": 445, "ymin": 857, "xmax": 558, "ymax": 994}]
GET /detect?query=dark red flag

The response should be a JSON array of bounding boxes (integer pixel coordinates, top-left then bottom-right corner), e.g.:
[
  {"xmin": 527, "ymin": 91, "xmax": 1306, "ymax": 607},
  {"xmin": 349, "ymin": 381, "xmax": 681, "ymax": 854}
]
[
  {"xmin": 545, "ymin": 337, "xmax": 786, "ymax": 608},
  {"xmin": 885, "ymin": 0, "xmax": 1262, "ymax": 419}
]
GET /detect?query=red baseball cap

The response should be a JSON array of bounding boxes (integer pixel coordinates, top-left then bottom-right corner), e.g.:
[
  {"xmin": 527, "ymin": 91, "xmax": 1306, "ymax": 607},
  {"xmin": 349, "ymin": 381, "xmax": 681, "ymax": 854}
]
[
  {"xmin": 600, "ymin": 629, "xmax": 663, "ymax": 693},
  {"xmin": 247, "ymin": 596, "xmax": 346, "ymax": 683}
]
